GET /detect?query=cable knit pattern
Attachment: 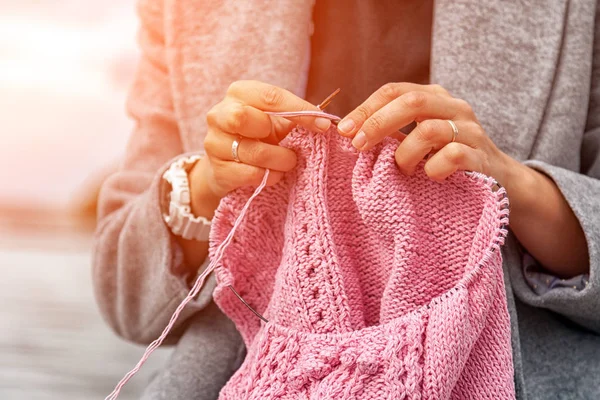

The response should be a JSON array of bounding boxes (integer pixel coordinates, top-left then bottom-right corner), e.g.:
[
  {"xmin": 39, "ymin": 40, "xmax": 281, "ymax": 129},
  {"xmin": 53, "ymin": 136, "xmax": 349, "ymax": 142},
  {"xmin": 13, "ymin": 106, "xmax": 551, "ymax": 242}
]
[{"xmin": 209, "ymin": 126, "xmax": 514, "ymax": 399}]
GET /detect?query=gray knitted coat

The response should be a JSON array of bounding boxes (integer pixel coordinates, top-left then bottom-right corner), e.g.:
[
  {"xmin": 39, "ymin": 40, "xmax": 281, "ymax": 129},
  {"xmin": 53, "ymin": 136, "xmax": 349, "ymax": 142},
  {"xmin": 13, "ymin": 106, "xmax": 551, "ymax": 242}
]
[{"xmin": 93, "ymin": 0, "xmax": 600, "ymax": 398}]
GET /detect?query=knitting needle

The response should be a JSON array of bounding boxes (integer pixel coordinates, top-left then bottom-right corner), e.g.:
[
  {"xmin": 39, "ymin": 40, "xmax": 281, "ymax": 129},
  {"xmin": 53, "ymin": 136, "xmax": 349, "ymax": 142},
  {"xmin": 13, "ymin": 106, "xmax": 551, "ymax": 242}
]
[
  {"xmin": 319, "ymin": 88, "xmax": 411, "ymax": 131},
  {"xmin": 317, "ymin": 87, "xmax": 341, "ymax": 110},
  {"xmin": 317, "ymin": 88, "xmax": 341, "ymax": 125},
  {"xmin": 264, "ymin": 88, "xmax": 343, "ymax": 125},
  {"xmin": 227, "ymin": 285, "xmax": 268, "ymax": 323},
  {"xmin": 226, "ymin": 90, "xmax": 343, "ymax": 324},
  {"xmin": 264, "ymin": 110, "xmax": 341, "ymax": 123}
]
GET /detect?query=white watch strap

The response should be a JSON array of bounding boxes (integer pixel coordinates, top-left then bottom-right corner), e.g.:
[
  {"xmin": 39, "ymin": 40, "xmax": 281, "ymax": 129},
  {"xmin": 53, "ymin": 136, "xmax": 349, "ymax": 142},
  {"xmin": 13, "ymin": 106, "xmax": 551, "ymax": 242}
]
[
  {"xmin": 168, "ymin": 203, "xmax": 211, "ymax": 241},
  {"xmin": 163, "ymin": 155, "xmax": 212, "ymax": 241}
]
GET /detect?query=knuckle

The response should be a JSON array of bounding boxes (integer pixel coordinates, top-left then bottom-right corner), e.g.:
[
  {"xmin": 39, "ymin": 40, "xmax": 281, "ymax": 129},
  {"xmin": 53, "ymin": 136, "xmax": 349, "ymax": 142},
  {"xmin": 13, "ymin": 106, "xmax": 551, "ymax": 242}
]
[
  {"xmin": 367, "ymin": 113, "xmax": 387, "ymax": 132},
  {"xmin": 429, "ymin": 84, "xmax": 448, "ymax": 96},
  {"xmin": 205, "ymin": 107, "xmax": 219, "ymax": 126},
  {"xmin": 445, "ymin": 142, "xmax": 465, "ymax": 163},
  {"xmin": 226, "ymin": 80, "xmax": 247, "ymax": 95},
  {"xmin": 353, "ymin": 106, "xmax": 372, "ymax": 124},
  {"xmin": 261, "ymin": 86, "xmax": 284, "ymax": 107},
  {"xmin": 379, "ymin": 82, "xmax": 400, "ymax": 100},
  {"xmin": 470, "ymin": 122, "xmax": 485, "ymax": 139},
  {"xmin": 402, "ymin": 91, "xmax": 428, "ymax": 110},
  {"xmin": 226, "ymin": 81, "xmax": 240, "ymax": 95},
  {"xmin": 414, "ymin": 120, "xmax": 438, "ymax": 142},
  {"xmin": 227, "ymin": 104, "xmax": 247, "ymax": 132},
  {"xmin": 247, "ymin": 143, "xmax": 268, "ymax": 165},
  {"xmin": 455, "ymin": 99, "xmax": 473, "ymax": 115},
  {"xmin": 203, "ymin": 132, "xmax": 218, "ymax": 155}
]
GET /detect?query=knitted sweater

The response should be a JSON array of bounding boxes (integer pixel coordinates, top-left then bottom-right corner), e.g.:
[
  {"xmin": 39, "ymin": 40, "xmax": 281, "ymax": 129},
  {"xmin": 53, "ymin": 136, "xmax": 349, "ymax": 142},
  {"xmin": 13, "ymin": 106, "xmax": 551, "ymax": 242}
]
[
  {"xmin": 209, "ymin": 126, "xmax": 515, "ymax": 399},
  {"xmin": 93, "ymin": 1, "xmax": 600, "ymax": 399}
]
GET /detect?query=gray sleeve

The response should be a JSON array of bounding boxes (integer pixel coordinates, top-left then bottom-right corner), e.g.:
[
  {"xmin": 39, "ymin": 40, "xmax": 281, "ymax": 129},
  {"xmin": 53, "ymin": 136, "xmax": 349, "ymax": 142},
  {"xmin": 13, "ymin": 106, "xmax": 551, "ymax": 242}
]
[
  {"xmin": 507, "ymin": 157, "xmax": 600, "ymax": 333},
  {"xmin": 93, "ymin": 159, "xmax": 216, "ymax": 344},
  {"xmin": 141, "ymin": 302, "xmax": 246, "ymax": 400},
  {"xmin": 92, "ymin": 0, "xmax": 215, "ymax": 344},
  {"xmin": 507, "ymin": 2, "xmax": 600, "ymax": 331}
]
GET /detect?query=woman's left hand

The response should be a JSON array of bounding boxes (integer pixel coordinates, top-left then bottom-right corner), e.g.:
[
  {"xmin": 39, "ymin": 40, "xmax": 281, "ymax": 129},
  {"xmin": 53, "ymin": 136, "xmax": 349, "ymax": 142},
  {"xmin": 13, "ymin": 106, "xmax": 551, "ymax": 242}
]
[
  {"xmin": 337, "ymin": 82, "xmax": 590, "ymax": 277},
  {"xmin": 337, "ymin": 83, "xmax": 511, "ymax": 184}
]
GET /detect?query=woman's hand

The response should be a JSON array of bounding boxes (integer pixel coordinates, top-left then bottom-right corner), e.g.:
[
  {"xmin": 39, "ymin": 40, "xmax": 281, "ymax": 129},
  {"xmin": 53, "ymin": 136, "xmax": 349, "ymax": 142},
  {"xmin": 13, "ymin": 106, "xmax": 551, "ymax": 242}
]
[
  {"xmin": 337, "ymin": 82, "xmax": 589, "ymax": 277},
  {"xmin": 189, "ymin": 80, "xmax": 331, "ymax": 221},
  {"xmin": 195, "ymin": 80, "xmax": 331, "ymax": 203},
  {"xmin": 178, "ymin": 80, "xmax": 331, "ymax": 270},
  {"xmin": 337, "ymin": 82, "xmax": 513, "ymax": 184}
]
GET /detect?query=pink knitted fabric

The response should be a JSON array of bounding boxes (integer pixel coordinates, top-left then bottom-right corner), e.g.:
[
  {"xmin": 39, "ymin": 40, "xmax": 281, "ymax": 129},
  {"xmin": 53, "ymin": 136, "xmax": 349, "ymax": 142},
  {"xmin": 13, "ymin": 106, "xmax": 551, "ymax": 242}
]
[{"xmin": 209, "ymin": 126, "xmax": 515, "ymax": 399}]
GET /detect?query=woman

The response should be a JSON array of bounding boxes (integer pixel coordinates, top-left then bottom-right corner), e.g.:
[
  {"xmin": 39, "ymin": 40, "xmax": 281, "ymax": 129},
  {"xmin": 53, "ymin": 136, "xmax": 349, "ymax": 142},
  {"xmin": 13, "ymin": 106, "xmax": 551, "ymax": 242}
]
[{"xmin": 93, "ymin": 0, "xmax": 600, "ymax": 399}]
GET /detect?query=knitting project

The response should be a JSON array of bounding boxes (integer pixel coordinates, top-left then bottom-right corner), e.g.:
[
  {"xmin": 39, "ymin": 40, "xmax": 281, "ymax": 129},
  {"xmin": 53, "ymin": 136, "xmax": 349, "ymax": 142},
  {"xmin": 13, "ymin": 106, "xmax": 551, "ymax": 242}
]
[{"xmin": 209, "ymin": 126, "xmax": 515, "ymax": 399}]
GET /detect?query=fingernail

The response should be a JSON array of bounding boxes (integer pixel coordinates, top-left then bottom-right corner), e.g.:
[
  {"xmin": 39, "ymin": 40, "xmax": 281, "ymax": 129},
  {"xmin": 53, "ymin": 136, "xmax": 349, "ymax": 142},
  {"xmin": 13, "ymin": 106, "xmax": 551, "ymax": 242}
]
[
  {"xmin": 352, "ymin": 130, "xmax": 367, "ymax": 150},
  {"xmin": 337, "ymin": 119, "xmax": 355, "ymax": 134},
  {"xmin": 315, "ymin": 117, "xmax": 332, "ymax": 131}
]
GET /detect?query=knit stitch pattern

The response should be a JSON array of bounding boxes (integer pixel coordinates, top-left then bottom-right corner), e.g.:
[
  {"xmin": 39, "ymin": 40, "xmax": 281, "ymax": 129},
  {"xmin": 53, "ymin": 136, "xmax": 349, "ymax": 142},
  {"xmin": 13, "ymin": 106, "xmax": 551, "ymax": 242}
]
[{"xmin": 209, "ymin": 126, "xmax": 515, "ymax": 399}]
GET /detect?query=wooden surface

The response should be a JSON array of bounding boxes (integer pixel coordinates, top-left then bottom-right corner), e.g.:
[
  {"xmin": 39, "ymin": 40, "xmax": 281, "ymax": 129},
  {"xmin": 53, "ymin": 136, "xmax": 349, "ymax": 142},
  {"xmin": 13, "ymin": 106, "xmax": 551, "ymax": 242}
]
[{"xmin": 0, "ymin": 230, "xmax": 171, "ymax": 399}]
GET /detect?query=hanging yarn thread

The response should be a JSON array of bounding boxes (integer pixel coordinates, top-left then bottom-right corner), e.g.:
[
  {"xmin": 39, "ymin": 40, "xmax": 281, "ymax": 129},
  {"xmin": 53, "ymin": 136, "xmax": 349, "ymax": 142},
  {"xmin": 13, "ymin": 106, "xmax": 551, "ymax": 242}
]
[{"xmin": 104, "ymin": 171, "xmax": 270, "ymax": 400}]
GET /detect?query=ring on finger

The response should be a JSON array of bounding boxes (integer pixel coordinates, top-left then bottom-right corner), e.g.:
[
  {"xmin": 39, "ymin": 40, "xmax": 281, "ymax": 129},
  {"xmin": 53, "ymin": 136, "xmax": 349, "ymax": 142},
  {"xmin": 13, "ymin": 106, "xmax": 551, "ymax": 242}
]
[
  {"xmin": 231, "ymin": 136, "xmax": 243, "ymax": 163},
  {"xmin": 447, "ymin": 120, "xmax": 459, "ymax": 143}
]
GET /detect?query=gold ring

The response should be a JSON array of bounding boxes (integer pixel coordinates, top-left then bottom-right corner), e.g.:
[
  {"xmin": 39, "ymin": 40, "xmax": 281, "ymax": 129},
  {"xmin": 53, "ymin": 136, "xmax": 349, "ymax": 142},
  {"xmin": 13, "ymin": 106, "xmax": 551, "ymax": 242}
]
[
  {"xmin": 447, "ymin": 120, "xmax": 459, "ymax": 143},
  {"xmin": 231, "ymin": 136, "xmax": 242, "ymax": 163}
]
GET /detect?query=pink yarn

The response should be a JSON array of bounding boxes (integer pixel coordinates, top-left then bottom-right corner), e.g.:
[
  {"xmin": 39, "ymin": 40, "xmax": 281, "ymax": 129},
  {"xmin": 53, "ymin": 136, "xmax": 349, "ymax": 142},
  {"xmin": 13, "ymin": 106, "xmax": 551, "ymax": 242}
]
[
  {"xmin": 104, "ymin": 171, "xmax": 271, "ymax": 400},
  {"xmin": 210, "ymin": 126, "xmax": 515, "ymax": 399}
]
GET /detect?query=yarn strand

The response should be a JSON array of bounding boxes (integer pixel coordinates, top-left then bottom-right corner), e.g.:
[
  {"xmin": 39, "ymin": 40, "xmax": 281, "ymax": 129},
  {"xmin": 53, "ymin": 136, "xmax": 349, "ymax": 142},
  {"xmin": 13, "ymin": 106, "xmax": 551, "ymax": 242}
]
[{"xmin": 104, "ymin": 170, "xmax": 271, "ymax": 400}]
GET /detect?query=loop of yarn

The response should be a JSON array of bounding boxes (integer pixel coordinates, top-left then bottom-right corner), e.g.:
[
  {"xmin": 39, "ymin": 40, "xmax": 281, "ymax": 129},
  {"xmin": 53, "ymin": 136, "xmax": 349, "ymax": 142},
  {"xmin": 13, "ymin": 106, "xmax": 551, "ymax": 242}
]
[{"xmin": 211, "ymin": 127, "xmax": 515, "ymax": 399}]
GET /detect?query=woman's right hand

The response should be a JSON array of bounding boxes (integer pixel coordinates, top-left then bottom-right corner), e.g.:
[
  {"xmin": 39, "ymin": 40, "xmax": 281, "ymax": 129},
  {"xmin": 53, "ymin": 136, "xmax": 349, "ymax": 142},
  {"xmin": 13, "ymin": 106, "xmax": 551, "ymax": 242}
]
[
  {"xmin": 177, "ymin": 81, "xmax": 331, "ymax": 269},
  {"xmin": 190, "ymin": 80, "xmax": 332, "ymax": 211}
]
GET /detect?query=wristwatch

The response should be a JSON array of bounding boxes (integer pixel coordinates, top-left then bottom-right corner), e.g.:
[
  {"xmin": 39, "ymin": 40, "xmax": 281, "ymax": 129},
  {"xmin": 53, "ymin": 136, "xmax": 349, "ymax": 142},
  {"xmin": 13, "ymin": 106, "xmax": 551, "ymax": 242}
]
[{"xmin": 161, "ymin": 155, "xmax": 212, "ymax": 241}]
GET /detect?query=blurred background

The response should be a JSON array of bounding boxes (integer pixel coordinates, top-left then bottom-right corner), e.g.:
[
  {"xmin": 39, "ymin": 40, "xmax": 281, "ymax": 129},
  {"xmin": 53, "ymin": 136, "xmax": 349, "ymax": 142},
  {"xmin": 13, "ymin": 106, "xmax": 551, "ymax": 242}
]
[{"xmin": 0, "ymin": 1, "xmax": 171, "ymax": 399}]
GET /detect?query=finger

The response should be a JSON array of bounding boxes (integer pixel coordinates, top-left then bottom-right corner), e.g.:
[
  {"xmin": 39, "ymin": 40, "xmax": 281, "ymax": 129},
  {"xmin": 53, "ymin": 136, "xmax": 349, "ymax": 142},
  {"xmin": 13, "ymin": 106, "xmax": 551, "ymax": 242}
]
[
  {"xmin": 422, "ymin": 142, "xmax": 484, "ymax": 182},
  {"xmin": 226, "ymin": 80, "xmax": 331, "ymax": 133},
  {"xmin": 337, "ymin": 83, "xmax": 451, "ymax": 136},
  {"xmin": 265, "ymin": 113, "xmax": 333, "ymax": 143},
  {"xmin": 204, "ymin": 130, "xmax": 297, "ymax": 172},
  {"xmin": 394, "ymin": 119, "xmax": 472, "ymax": 175},
  {"xmin": 268, "ymin": 112, "xmax": 333, "ymax": 135},
  {"xmin": 211, "ymin": 157, "xmax": 285, "ymax": 193},
  {"xmin": 207, "ymin": 99, "xmax": 330, "ymax": 146},
  {"xmin": 227, "ymin": 80, "xmax": 316, "ymax": 111},
  {"xmin": 268, "ymin": 116, "xmax": 298, "ymax": 144},
  {"xmin": 206, "ymin": 99, "xmax": 273, "ymax": 139},
  {"xmin": 350, "ymin": 91, "xmax": 466, "ymax": 151}
]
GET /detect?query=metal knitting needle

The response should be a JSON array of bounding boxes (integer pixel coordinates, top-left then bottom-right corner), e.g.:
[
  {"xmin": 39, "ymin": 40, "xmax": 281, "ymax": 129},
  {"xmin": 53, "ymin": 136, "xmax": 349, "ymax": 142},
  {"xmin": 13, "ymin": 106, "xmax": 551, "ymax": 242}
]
[
  {"xmin": 264, "ymin": 88, "xmax": 343, "ymax": 125},
  {"xmin": 226, "ymin": 89, "xmax": 343, "ymax": 324},
  {"xmin": 319, "ymin": 88, "xmax": 410, "ymax": 131},
  {"xmin": 227, "ymin": 284, "xmax": 269, "ymax": 323}
]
